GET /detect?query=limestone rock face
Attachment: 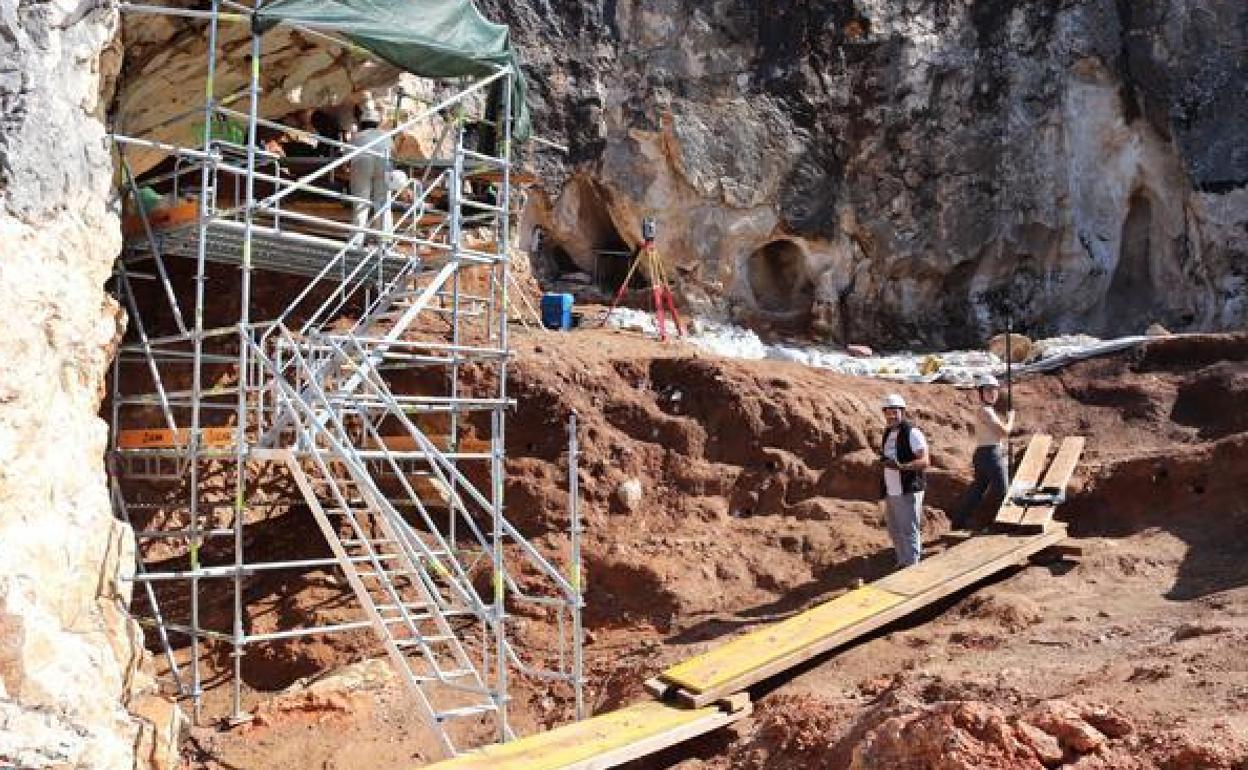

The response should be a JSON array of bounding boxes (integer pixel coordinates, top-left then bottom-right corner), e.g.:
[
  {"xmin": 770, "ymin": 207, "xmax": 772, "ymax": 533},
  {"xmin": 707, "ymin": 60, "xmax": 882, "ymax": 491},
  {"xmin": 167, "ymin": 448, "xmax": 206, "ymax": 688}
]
[
  {"xmin": 483, "ymin": 0, "xmax": 1248, "ymax": 347},
  {"xmin": 113, "ymin": 16, "xmax": 464, "ymax": 176},
  {"xmin": 0, "ymin": 0, "xmax": 182, "ymax": 767},
  {"xmin": 111, "ymin": 1, "xmax": 1246, "ymax": 347}
]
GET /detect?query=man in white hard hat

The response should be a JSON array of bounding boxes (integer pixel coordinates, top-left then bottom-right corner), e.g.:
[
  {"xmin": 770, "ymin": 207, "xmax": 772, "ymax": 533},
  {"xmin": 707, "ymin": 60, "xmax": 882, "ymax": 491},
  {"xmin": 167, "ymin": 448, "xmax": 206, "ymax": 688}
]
[
  {"xmin": 349, "ymin": 103, "xmax": 393, "ymax": 243},
  {"xmin": 879, "ymin": 393, "xmax": 930, "ymax": 567},
  {"xmin": 950, "ymin": 373, "xmax": 1015, "ymax": 530}
]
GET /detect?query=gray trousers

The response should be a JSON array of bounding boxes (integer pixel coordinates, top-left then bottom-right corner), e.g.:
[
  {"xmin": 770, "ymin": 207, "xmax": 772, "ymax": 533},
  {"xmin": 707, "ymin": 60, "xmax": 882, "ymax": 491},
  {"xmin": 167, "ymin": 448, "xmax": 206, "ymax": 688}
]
[
  {"xmin": 885, "ymin": 491, "xmax": 924, "ymax": 567},
  {"xmin": 953, "ymin": 445, "xmax": 1008, "ymax": 529}
]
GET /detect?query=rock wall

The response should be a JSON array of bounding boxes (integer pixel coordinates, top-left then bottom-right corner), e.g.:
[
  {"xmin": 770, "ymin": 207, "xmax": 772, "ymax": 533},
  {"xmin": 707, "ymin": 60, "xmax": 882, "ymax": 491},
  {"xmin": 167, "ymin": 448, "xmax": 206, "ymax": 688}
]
[
  {"xmin": 485, "ymin": 0, "xmax": 1248, "ymax": 347},
  {"xmin": 110, "ymin": 1, "xmax": 1247, "ymax": 347},
  {"xmin": 0, "ymin": 0, "xmax": 182, "ymax": 767},
  {"xmin": 116, "ymin": 16, "xmax": 404, "ymax": 175}
]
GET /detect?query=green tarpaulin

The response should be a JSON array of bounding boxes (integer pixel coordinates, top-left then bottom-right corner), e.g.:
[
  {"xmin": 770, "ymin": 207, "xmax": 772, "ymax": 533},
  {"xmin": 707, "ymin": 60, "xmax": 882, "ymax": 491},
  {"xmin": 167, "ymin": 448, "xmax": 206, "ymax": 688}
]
[{"xmin": 255, "ymin": 0, "xmax": 529, "ymax": 140}]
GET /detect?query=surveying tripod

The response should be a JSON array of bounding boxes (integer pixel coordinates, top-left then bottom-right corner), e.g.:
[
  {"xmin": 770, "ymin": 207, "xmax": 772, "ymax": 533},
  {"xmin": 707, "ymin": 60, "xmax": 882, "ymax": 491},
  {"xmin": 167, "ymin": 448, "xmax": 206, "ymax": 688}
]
[{"xmin": 600, "ymin": 217, "xmax": 685, "ymax": 341}]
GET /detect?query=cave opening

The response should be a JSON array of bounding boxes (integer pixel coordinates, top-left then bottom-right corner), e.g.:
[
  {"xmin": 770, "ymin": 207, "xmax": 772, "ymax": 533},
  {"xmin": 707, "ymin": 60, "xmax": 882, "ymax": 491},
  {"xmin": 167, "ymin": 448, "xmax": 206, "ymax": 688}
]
[
  {"xmin": 1104, "ymin": 191, "xmax": 1156, "ymax": 334},
  {"xmin": 746, "ymin": 239, "xmax": 814, "ymax": 315},
  {"xmin": 589, "ymin": 213, "xmax": 639, "ymax": 292},
  {"xmin": 534, "ymin": 179, "xmax": 640, "ymax": 292}
]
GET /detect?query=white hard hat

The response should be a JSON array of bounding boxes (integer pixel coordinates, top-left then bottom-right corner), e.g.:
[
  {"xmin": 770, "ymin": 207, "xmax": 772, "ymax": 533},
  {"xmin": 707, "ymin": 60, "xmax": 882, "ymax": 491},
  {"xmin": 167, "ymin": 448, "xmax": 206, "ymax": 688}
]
[
  {"xmin": 881, "ymin": 393, "xmax": 907, "ymax": 410},
  {"xmin": 975, "ymin": 373, "xmax": 1000, "ymax": 388},
  {"xmin": 359, "ymin": 105, "xmax": 382, "ymax": 124},
  {"xmin": 386, "ymin": 169, "xmax": 408, "ymax": 191}
]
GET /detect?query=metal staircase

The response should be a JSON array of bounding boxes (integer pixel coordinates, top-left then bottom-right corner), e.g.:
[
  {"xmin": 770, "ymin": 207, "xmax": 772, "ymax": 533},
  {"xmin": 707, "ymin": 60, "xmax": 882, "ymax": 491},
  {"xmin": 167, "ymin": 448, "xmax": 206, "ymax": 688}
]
[{"xmin": 272, "ymin": 437, "xmax": 500, "ymax": 755}]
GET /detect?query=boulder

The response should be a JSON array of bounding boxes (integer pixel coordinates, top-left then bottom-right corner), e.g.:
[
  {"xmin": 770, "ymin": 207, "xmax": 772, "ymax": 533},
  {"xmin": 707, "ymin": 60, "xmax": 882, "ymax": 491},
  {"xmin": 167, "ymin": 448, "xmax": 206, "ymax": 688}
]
[
  {"xmin": 987, "ymin": 333, "xmax": 1034, "ymax": 364},
  {"xmin": 615, "ymin": 478, "xmax": 643, "ymax": 512}
]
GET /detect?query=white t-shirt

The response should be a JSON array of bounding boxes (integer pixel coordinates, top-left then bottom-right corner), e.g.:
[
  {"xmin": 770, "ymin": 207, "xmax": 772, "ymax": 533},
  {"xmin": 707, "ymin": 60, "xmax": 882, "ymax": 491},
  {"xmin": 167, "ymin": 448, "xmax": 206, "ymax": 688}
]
[{"xmin": 882, "ymin": 424, "xmax": 928, "ymax": 496}]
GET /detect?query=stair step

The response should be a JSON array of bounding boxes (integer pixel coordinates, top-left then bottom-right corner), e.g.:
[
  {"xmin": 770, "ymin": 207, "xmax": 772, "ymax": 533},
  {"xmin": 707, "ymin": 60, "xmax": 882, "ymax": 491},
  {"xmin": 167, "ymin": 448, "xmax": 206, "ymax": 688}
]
[
  {"xmin": 354, "ymin": 569, "xmax": 418, "ymax": 580},
  {"xmin": 379, "ymin": 612, "xmax": 450, "ymax": 625},
  {"xmin": 436, "ymin": 704, "xmax": 497, "ymax": 720},
  {"xmin": 375, "ymin": 600, "xmax": 432, "ymax": 613},
  {"xmin": 379, "ymin": 607, "xmax": 477, "ymax": 619},
  {"xmin": 404, "ymin": 668, "xmax": 478, "ymax": 685},
  {"xmin": 394, "ymin": 634, "xmax": 455, "ymax": 647},
  {"xmin": 342, "ymin": 552, "xmax": 401, "ymax": 563}
]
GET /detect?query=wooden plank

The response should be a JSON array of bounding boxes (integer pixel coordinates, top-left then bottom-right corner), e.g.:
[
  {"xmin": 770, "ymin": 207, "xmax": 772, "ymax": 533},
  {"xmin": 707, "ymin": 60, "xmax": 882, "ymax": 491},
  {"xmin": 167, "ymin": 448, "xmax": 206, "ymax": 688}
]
[
  {"xmin": 660, "ymin": 586, "xmax": 908, "ymax": 695},
  {"xmin": 994, "ymin": 434, "xmax": 1053, "ymax": 526},
  {"xmin": 464, "ymin": 169, "xmax": 540, "ymax": 185},
  {"xmin": 1029, "ymin": 542, "xmax": 1084, "ymax": 564},
  {"xmin": 117, "ymin": 427, "xmax": 234, "ymax": 449},
  {"xmin": 1013, "ymin": 437, "xmax": 1086, "ymax": 532},
  {"xmin": 1037, "ymin": 437, "xmax": 1085, "ymax": 490},
  {"xmin": 658, "ymin": 526, "xmax": 1068, "ymax": 707},
  {"xmin": 116, "ymin": 428, "xmax": 483, "ymax": 453},
  {"xmin": 425, "ymin": 699, "xmax": 749, "ymax": 770},
  {"xmin": 873, "ymin": 531, "xmax": 1058, "ymax": 597}
]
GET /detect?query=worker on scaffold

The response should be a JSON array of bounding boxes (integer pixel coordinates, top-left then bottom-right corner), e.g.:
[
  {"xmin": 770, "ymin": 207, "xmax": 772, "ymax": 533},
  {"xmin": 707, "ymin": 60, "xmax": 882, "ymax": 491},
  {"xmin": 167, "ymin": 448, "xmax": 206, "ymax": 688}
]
[
  {"xmin": 879, "ymin": 393, "xmax": 930, "ymax": 568},
  {"xmin": 349, "ymin": 102, "xmax": 393, "ymax": 245}
]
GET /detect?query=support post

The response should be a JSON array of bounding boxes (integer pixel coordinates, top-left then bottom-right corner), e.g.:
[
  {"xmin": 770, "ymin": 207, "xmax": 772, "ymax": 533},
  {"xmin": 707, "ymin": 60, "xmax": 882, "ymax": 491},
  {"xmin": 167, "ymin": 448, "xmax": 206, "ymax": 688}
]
[
  {"xmin": 568, "ymin": 411, "xmax": 585, "ymax": 721},
  {"xmin": 229, "ymin": 16, "xmax": 262, "ymax": 723},
  {"xmin": 186, "ymin": 0, "xmax": 223, "ymax": 724},
  {"xmin": 448, "ymin": 120, "xmax": 464, "ymax": 555},
  {"xmin": 491, "ymin": 67, "xmax": 514, "ymax": 743}
]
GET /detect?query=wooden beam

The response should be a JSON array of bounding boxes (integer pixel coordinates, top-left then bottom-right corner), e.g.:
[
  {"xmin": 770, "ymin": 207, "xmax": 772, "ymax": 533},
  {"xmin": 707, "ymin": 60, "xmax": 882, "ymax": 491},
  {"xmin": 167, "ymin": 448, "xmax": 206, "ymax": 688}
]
[{"xmin": 1030, "ymin": 542, "xmax": 1084, "ymax": 564}]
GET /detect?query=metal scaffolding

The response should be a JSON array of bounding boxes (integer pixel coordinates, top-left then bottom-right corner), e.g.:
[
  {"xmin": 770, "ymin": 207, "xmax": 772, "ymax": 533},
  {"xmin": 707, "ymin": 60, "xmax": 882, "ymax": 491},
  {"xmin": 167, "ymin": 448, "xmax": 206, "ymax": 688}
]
[{"xmin": 107, "ymin": 1, "xmax": 583, "ymax": 758}]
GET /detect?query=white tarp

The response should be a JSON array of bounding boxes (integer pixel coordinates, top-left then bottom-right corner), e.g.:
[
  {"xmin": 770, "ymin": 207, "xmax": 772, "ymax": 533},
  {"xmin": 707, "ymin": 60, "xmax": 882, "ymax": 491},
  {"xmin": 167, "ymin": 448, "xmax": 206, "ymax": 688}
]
[{"xmin": 602, "ymin": 308, "xmax": 1150, "ymax": 385}]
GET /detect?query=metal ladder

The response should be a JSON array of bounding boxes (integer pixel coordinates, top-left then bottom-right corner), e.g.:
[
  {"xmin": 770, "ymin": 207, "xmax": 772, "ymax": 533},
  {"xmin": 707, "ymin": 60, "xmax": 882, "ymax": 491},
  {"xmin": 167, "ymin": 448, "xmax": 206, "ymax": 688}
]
[{"xmin": 260, "ymin": 374, "xmax": 504, "ymax": 757}]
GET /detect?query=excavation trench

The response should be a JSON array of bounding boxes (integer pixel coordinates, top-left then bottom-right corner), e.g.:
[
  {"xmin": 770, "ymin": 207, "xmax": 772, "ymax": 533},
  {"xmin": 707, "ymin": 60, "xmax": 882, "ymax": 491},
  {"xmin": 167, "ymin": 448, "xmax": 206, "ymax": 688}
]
[{"xmin": 167, "ymin": 329, "xmax": 1248, "ymax": 769}]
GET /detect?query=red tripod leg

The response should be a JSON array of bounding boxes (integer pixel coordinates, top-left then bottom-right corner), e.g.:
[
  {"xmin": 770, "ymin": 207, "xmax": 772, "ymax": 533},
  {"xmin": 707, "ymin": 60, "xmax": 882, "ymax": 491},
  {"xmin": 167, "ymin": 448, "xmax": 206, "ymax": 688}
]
[
  {"xmin": 652, "ymin": 285, "xmax": 667, "ymax": 341},
  {"xmin": 601, "ymin": 280, "xmax": 631, "ymax": 328},
  {"xmin": 663, "ymin": 287, "xmax": 685, "ymax": 338},
  {"xmin": 599, "ymin": 244, "xmax": 645, "ymax": 327}
]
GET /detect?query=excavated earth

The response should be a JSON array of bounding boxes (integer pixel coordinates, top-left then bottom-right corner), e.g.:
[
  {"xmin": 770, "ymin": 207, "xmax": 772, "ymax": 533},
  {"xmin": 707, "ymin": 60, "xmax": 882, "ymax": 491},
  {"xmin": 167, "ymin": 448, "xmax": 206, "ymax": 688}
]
[{"xmin": 172, "ymin": 328, "xmax": 1248, "ymax": 770}]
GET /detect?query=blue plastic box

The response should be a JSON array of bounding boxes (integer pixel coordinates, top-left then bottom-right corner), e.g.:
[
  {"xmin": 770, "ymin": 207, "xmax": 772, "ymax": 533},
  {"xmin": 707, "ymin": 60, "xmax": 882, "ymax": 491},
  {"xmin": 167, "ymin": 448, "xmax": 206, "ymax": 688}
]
[{"xmin": 540, "ymin": 293, "xmax": 574, "ymax": 330}]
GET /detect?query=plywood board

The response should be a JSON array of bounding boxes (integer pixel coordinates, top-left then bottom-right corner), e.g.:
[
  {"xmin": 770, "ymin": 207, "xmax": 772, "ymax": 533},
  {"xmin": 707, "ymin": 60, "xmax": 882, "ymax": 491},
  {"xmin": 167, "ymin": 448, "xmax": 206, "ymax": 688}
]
[
  {"xmin": 660, "ymin": 586, "xmax": 908, "ymax": 694},
  {"xmin": 426, "ymin": 699, "xmax": 749, "ymax": 770},
  {"xmin": 1014, "ymin": 437, "xmax": 1085, "ymax": 532},
  {"xmin": 873, "ymin": 531, "xmax": 1060, "ymax": 596},
  {"xmin": 117, "ymin": 428, "xmax": 484, "ymax": 454},
  {"xmin": 464, "ymin": 169, "xmax": 540, "ymax": 185},
  {"xmin": 995, "ymin": 434, "xmax": 1053, "ymax": 525}
]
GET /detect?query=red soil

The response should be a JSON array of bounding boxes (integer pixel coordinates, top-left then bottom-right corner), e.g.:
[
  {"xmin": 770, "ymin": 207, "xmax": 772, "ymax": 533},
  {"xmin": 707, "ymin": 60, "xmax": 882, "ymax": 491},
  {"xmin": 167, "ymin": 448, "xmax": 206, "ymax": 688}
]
[{"xmin": 157, "ymin": 329, "xmax": 1248, "ymax": 769}]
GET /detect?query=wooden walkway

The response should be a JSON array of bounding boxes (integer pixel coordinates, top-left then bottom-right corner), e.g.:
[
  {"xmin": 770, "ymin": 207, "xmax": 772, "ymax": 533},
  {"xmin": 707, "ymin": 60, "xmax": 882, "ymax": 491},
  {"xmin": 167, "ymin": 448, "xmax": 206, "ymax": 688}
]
[
  {"xmin": 428, "ymin": 697, "xmax": 750, "ymax": 770},
  {"xmin": 648, "ymin": 525, "xmax": 1069, "ymax": 706},
  {"xmin": 425, "ymin": 524, "xmax": 1071, "ymax": 769}
]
